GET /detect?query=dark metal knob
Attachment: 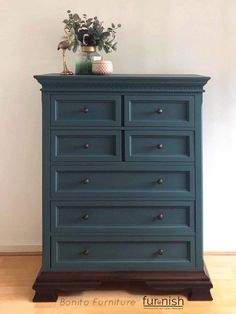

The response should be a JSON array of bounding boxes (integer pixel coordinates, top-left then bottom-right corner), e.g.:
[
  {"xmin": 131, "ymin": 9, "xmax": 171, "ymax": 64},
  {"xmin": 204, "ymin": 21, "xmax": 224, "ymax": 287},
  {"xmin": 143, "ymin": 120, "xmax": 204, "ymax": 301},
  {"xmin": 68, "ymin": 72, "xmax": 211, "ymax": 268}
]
[
  {"xmin": 82, "ymin": 107, "xmax": 89, "ymax": 113},
  {"xmin": 157, "ymin": 249, "xmax": 164, "ymax": 256},
  {"xmin": 83, "ymin": 178, "xmax": 90, "ymax": 184},
  {"xmin": 83, "ymin": 144, "xmax": 89, "ymax": 149},
  {"xmin": 82, "ymin": 214, "xmax": 89, "ymax": 220},
  {"xmin": 156, "ymin": 108, "xmax": 163, "ymax": 114},
  {"xmin": 157, "ymin": 144, "xmax": 163, "ymax": 149},
  {"xmin": 157, "ymin": 178, "xmax": 164, "ymax": 184},
  {"xmin": 157, "ymin": 213, "xmax": 164, "ymax": 220},
  {"xmin": 81, "ymin": 249, "xmax": 89, "ymax": 256}
]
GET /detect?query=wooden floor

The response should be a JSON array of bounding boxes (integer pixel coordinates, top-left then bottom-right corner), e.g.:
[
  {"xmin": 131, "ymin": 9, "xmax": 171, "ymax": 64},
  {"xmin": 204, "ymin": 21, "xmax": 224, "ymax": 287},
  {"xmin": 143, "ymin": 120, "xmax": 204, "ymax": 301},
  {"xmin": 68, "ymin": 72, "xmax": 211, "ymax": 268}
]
[{"xmin": 0, "ymin": 255, "xmax": 236, "ymax": 314}]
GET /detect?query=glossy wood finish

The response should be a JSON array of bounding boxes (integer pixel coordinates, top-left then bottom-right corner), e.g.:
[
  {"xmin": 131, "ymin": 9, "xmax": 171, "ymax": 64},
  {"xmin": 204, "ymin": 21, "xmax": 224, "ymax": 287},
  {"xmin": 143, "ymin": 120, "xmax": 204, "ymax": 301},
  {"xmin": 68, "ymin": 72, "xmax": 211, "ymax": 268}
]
[
  {"xmin": 33, "ymin": 264, "xmax": 212, "ymax": 302},
  {"xmin": 33, "ymin": 74, "xmax": 212, "ymax": 301},
  {"xmin": 5, "ymin": 255, "xmax": 236, "ymax": 313}
]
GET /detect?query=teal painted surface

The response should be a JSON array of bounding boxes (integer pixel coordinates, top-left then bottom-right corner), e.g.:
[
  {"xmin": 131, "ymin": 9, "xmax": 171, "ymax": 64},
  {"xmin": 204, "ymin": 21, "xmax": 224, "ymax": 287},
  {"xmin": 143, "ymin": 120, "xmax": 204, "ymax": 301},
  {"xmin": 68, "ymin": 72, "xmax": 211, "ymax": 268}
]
[
  {"xmin": 51, "ymin": 94, "xmax": 121, "ymax": 126},
  {"xmin": 124, "ymin": 95, "xmax": 194, "ymax": 127},
  {"xmin": 41, "ymin": 92, "xmax": 51, "ymax": 271},
  {"xmin": 125, "ymin": 130, "xmax": 194, "ymax": 161},
  {"xmin": 51, "ymin": 130, "xmax": 121, "ymax": 161},
  {"xmin": 51, "ymin": 164, "xmax": 194, "ymax": 199},
  {"xmin": 51, "ymin": 236, "xmax": 195, "ymax": 271},
  {"xmin": 194, "ymin": 93, "xmax": 204, "ymax": 269},
  {"xmin": 51, "ymin": 201, "xmax": 194, "ymax": 235},
  {"xmin": 34, "ymin": 74, "xmax": 210, "ymax": 272}
]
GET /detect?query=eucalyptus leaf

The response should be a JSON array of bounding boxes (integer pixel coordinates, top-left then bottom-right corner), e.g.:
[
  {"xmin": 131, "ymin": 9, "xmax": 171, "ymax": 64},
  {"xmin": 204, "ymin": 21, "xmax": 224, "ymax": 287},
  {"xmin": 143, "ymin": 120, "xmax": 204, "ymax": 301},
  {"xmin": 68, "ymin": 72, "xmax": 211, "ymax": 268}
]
[{"xmin": 62, "ymin": 11, "xmax": 121, "ymax": 53}]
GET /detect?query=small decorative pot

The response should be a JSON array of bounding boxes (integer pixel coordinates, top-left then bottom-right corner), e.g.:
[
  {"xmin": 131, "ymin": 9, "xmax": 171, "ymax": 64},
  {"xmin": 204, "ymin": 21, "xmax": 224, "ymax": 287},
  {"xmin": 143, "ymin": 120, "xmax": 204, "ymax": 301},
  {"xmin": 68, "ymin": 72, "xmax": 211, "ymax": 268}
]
[{"xmin": 92, "ymin": 60, "xmax": 113, "ymax": 75}]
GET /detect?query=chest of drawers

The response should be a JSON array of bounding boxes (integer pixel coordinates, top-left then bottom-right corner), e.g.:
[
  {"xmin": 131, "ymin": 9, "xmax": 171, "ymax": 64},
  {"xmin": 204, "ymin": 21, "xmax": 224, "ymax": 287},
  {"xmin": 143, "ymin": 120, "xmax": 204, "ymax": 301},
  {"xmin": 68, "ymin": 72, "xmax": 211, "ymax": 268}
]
[{"xmin": 33, "ymin": 74, "xmax": 213, "ymax": 302}]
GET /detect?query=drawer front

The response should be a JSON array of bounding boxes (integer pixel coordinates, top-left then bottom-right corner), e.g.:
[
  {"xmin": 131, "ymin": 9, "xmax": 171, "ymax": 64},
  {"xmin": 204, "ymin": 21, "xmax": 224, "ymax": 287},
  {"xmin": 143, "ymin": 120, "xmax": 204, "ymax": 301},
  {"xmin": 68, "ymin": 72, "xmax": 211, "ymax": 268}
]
[
  {"xmin": 51, "ymin": 130, "xmax": 121, "ymax": 162},
  {"xmin": 51, "ymin": 95, "xmax": 121, "ymax": 126},
  {"xmin": 51, "ymin": 236, "xmax": 195, "ymax": 271},
  {"xmin": 124, "ymin": 95, "xmax": 194, "ymax": 127},
  {"xmin": 125, "ymin": 130, "xmax": 194, "ymax": 161},
  {"xmin": 51, "ymin": 201, "xmax": 194, "ymax": 235},
  {"xmin": 51, "ymin": 165, "xmax": 194, "ymax": 199}
]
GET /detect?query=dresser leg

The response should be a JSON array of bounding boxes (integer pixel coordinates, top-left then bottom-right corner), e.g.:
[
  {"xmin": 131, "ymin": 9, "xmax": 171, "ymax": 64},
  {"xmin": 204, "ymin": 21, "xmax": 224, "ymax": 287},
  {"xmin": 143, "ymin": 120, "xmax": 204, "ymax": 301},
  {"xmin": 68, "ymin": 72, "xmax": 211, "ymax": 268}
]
[
  {"xmin": 188, "ymin": 287, "xmax": 213, "ymax": 301},
  {"xmin": 145, "ymin": 264, "xmax": 213, "ymax": 301},
  {"xmin": 32, "ymin": 267, "xmax": 213, "ymax": 302},
  {"xmin": 33, "ymin": 270, "xmax": 58, "ymax": 302},
  {"xmin": 33, "ymin": 289, "xmax": 58, "ymax": 302}
]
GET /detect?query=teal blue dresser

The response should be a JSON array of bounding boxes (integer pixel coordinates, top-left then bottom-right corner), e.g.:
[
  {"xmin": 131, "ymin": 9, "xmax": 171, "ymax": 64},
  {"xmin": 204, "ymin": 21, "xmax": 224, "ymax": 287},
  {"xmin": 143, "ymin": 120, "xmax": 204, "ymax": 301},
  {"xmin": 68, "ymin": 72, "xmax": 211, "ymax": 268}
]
[{"xmin": 33, "ymin": 74, "xmax": 213, "ymax": 301}]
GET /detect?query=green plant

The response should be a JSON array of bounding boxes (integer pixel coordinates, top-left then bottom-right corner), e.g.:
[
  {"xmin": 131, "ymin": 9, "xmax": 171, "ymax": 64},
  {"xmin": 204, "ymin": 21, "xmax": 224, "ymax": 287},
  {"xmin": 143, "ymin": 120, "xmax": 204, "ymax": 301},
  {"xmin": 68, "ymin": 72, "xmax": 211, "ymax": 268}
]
[{"xmin": 63, "ymin": 10, "xmax": 121, "ymax": 53}]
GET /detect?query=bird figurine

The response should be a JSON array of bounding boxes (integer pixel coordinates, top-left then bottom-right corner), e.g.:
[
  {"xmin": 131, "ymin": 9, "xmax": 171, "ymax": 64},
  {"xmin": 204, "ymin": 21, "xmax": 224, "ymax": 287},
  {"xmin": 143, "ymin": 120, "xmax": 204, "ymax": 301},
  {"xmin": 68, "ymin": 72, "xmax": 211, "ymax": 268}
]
[{"xmin": 57, "ymin": 26, "xmax": 73, "ymax": 75}]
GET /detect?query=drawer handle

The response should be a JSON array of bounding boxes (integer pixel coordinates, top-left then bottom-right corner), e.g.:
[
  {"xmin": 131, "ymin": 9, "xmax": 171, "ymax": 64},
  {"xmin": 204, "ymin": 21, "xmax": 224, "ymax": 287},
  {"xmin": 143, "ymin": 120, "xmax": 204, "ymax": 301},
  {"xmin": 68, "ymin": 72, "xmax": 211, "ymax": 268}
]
[
  {"xmin": 157, "ymin": 213, "xmax": 164, "ymax": 220},
  {"xmin": 82, "ymin": 178, "xmax": 90, "ymax": 185},
  {"xmin": 81, "ymin": 249, "xmax": 89, "ymax": 256},
  {"xmin": 157, "ymin": 178, "xmax": 164, "ymax": 184},
  {"xmin": 82, "ymin": 214, "xmax": 89, "ymax": 220},
  {"xmin": 156, "ymin": 108, "xmax": 163, "ymax": 114},
  {"xmin": 157, "ymin": 249, "xmax": 164, "ymax": 256},
  {"xmin": 82, "ymin": 107, "xmax": 89, "ymax": 113},
  {"xmin": 156, "ymin": 144, "xmax": 163, "ymax": 149},
  {"xmin": 83, "ymin": 144, "xmax": 89, "ymax": 149}
]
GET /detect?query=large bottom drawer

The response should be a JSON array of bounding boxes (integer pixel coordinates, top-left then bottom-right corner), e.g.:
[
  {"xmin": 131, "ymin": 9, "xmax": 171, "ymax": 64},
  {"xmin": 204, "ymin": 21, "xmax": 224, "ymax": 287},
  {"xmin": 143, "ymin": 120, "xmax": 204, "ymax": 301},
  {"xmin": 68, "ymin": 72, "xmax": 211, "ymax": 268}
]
[{"xmin": 51, "ymin": 236, "xmax": 195, "ymax": 271}]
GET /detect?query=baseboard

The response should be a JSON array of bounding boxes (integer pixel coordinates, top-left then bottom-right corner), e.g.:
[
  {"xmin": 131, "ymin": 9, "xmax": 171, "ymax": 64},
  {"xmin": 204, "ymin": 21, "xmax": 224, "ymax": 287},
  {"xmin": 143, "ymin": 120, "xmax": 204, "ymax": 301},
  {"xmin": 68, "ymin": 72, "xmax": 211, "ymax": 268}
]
[
  {"xmin": 204, "ymin": 251, "xmax": 236, "ymax": 256},
  {"xmin": 0, "ymin": 246, "xmax": 235, "ymax": 256},
  {"xmin": 0, "ymin": 245, "xmax": 42, "ymax": 255}
]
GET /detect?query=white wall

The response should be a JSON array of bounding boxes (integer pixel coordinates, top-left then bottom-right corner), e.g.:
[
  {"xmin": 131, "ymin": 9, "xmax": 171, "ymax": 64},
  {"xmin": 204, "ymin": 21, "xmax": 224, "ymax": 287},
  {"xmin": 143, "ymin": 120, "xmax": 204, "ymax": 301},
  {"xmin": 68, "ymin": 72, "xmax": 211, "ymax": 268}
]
[{"xmin": 0, "ymin": 0, "xmax": 235, "ymax": 252}]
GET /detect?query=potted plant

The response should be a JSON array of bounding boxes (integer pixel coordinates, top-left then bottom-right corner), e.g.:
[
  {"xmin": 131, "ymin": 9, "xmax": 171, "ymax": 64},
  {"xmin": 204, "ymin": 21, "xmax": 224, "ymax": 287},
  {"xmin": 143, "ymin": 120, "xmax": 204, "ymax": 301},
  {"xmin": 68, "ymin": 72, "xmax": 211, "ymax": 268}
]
[{"xmin": 62, "ymin": 10, "xmax": 121, "ymax": 74}]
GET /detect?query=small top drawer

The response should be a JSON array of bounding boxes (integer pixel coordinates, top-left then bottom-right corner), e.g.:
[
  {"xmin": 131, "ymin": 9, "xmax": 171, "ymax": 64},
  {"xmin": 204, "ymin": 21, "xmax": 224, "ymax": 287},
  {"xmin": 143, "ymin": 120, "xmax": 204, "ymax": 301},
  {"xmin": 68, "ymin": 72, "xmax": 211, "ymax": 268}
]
[
  {"xmin": 125, "ymin": 130, "xmax": 194, "ymax": 162},
  {"xmin": 124, "ymin": 95, "xmax": 194, "ymax": 127},
  {"xmin": 51, "ymin": 94, "xmax": 121, "ymax": 126},
  {"xmin": 51, "ymin": 130, "xmax": 121, "ymax": 162}
]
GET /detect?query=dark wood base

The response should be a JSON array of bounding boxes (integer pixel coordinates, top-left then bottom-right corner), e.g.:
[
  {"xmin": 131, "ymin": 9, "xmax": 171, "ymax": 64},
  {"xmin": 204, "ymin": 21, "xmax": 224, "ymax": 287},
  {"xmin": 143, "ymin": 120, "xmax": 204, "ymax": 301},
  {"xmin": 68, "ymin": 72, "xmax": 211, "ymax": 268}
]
[{"xmin": 32, "ymin": 265, "xmax": 213, "ymax": 302}]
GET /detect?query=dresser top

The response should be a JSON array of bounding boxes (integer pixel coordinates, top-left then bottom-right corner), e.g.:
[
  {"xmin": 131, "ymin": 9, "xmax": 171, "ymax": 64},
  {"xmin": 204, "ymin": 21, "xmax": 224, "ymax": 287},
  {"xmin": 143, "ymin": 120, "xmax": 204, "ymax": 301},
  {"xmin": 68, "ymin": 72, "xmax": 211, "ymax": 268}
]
[{"xmin": 34, "ymin": 74, "xmax": 210, "ymax": 92}]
